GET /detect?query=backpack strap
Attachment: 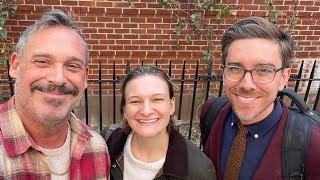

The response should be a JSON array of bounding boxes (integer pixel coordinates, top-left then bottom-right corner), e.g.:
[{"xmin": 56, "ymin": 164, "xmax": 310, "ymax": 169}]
[
  {"xmin": 278, "ymin": 89, "xmax": 310, "ymax": 114},
  {"xmin": 200, "ymin": 97, "xmax": 228, "ymax": 148},
  {"xmin": 282, "ymin": 110, "xmax": 312, "ymax": 180},
  {"xmin": 278, "ymin": 88, "xmax": 320, "ymax": 127}
]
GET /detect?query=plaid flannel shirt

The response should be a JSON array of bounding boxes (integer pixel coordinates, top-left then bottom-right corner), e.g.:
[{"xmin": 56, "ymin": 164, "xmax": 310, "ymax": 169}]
[{"xmin": 0, "ymin": 97, "xmax": 110, "ymax": 179}]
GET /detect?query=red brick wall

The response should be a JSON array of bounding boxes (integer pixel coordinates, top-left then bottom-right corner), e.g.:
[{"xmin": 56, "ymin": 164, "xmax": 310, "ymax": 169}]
[{"xmin": 1, "ymin": 0, "xmax": 319, "ymax": 95}]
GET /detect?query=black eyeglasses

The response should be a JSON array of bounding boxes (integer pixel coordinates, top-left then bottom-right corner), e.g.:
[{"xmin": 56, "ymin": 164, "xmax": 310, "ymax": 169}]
[{"xmin": 222, "ymin": 65, "xmax": 284, "ymax": 84}]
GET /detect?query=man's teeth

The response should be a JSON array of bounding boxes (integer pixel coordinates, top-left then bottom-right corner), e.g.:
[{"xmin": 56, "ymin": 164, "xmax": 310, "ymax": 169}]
[
  {"xmin": 139, "ymin": 118, "xmax": 159, "ymax": 123},
  {"xmin": 238, "ymin": 96, "xmax": 256, "ymax": 101}
]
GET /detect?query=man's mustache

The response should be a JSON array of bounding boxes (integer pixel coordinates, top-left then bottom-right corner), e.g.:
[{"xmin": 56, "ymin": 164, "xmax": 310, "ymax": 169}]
[{"xmin": 30, "ymin": 83, "xmax": 78, "ymax": 96}]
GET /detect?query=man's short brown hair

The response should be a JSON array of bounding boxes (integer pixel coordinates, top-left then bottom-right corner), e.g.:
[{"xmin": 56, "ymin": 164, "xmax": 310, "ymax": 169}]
[{"xmin": 221, "ymin": 16, "xmax": 294, "ymax": 68}]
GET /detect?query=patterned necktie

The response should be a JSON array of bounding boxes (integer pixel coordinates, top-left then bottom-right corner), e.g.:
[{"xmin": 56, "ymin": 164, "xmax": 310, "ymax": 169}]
[{"xmin": 224, "ymin": 121, "xmax": 248, "ymax": 180}]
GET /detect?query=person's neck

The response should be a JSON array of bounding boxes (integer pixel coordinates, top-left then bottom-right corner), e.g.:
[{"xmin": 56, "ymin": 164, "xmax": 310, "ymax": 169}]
[
  {"xmin": 130, "ymin": 130, "xmax": 169, "ymax": 163},
  {"xmin": 34, "ymin": 122, "xmax": 69, "ymax": 149},
  {"xmin": 16, "ymin": 108, "xmax": 70, "ymax": 149}
]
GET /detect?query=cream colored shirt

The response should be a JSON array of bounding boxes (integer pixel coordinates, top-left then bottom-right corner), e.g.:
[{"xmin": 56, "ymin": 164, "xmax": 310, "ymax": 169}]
[{"xmin": 38, "ymin": 126, "xmax": 71, "ymax": 180}]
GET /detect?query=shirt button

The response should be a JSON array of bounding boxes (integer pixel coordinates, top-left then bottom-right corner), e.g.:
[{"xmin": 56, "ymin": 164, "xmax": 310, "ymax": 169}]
[
  {"xmin": 231, "ymin": 122, "xmax": 234, "ymax": 127},
  {"xmin": 254, "ymin": 134, "xmax": 259, "ymax": 139},
  {"xmin": 112, "ymin": 164, "xmax": 117, "ymax": 168}
]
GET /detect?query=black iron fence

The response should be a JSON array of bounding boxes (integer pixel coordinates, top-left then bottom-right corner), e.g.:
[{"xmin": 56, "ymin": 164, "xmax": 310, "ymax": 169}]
[{"xmin": 1, "ymin": 60, "xmax": 320, "ymax": 144}]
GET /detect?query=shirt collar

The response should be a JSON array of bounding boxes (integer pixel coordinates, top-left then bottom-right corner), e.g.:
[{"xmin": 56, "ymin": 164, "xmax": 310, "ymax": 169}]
[{"xmin": 231, "ymin": 99, "xmax": 283, "ymax": 138}]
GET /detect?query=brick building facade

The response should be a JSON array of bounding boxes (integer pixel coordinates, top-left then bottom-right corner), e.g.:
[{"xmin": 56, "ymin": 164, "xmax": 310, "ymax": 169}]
[
  {"xmin": 0, "ymin": 0, "xmax": 319, "ymax": 126},
  {"xmin": 1, "ymin": 0, "xmax": 320, "ymax": 87}
]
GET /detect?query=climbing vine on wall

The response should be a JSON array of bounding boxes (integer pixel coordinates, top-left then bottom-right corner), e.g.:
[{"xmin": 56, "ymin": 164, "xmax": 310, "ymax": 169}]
[
  {"xmin": 0, "ymin": 0, "xmax": 16, "ymax": 102},
  {"xmin": 159, "ymin": 0, "xmax": 232, "ymax": 64},
  {"xmin": 0, "ymin": 0, "xmax": 16, "ymax": 67},
  {"xmin": 127, "ymin": 0, "xmax": 299, "ymax": 66},
  {"xmin": 128, "ymin": 0, "xmax": 232, "ymax": 66}
]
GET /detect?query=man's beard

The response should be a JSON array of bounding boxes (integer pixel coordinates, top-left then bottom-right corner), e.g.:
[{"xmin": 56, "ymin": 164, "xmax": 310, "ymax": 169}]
[
  {"xmin": 36, "ymin": 109, "xmax": 72, "ymax": 129},
  {"xmin": 30, "ymin": 82, "xmax": 79, "ymax": 107},
  {"xmin": 15, "ymin": 81, "xmax": 80, "ymax": 129},
  {"xmin": 231, "ymin": 97, "xmax": 276, "ymax": 123},
  {"xmin": 228, "ymin": 88, "xmax": 276, "ymax": 123}
]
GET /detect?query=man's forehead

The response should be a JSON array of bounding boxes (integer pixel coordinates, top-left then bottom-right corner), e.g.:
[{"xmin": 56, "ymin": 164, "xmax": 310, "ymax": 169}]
[
  {"xmin": 226, "ymin": 60, "xmax": 278, "ymax": 66},
  {"xmin": 26, "ymin": 26, "xmax": 82, "ymax": 43},
  {"xmin": 23, "ymin": 26, "xmax": 86, "ymax": 60},
  {"xmin": 226, "ymin": 38, "xmax": 282, "ymax": 66}
]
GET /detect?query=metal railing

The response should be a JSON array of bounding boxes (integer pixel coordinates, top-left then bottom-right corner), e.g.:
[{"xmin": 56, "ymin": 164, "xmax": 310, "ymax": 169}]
[{"xmin": 1, "ymin": 60, "xmax": 319, "ymax": 143}]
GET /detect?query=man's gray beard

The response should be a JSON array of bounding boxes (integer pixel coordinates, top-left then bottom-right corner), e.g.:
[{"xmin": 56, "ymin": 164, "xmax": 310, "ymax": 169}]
[
  {"xmin": 45, "ymin": 98, "xmax": 64, "ymax": 107},
  {"xmin": 29, "ymin": 108, "xmax": 71, "ymax": 131},
  {"xmin": 13, "ymin": 82, "xmax": 76, "ymax": 130},
  {"xmin": 19, "ymin": 97, "xmax": 74, "ymax": 131},
  {"xmin": 234, "ymin": 109, "xmax": 259, "ymax": 122}
]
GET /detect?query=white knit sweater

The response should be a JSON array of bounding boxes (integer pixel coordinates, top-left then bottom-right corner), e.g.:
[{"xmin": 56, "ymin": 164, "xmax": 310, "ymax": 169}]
[{"xmin": 123, "ymin": 133, "xmax": 166, "ymax": 180}]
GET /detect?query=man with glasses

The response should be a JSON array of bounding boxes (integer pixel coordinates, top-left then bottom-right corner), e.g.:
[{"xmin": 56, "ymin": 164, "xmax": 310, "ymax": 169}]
[{"xmin": 202, "ymin": 16, "xmax": 320, "ymax": 179}]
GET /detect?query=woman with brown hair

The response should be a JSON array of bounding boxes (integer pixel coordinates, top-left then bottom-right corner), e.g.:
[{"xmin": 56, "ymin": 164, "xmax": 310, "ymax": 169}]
[{"xmin": 105, "ymin": 66, "xmax": 215, "ymax": 180}]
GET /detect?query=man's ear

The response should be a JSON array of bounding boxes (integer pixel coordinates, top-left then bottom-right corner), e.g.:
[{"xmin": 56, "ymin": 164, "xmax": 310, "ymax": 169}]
[
  {"xmin": 279, "ymin": 68, "xmax": 291, "ymax": 91},
  {"xmin": 9, "ymin": 53, "xmax": 21, "ymax": 79}
]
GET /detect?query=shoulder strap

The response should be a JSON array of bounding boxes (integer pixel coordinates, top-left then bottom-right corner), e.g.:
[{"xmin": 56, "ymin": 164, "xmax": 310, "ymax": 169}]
[
  {"xmin": 200, "ymin": 97, "xmax": 228, "ymax": 147},
  {"xmin": 278, "ymin": 89, "xmax": 310, "ymax": 113},
  {"xmin": 282, "ymin": 110, "xmax": 312, "ymax": 180},
  {"xmin": 278, "ymin": 88, "xmax": 320, "ymax": 127}
]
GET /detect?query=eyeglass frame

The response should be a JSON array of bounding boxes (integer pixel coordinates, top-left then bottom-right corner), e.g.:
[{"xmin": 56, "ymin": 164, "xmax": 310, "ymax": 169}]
[{"xmin": 222, "ymin": 64, "xmax": 284, "ymax": 84}]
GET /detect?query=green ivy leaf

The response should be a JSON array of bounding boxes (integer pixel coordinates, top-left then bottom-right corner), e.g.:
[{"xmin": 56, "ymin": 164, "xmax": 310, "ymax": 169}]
[
  {"xmin": 203, "ymin": 0, "xmax": 213, "ymax": 11},
  {"xmin": 160, "ymin": 0, "xmax": 169, "ymax": 5},
  {"xmin": 216, "ymin": 4, "xmax": 231, "ymax": 19},
  {"xmin": 0, "ymin": 18, "xmax": 6, "ymax": 26},
  {"xmin": 191, "ymin": 12, "xmax": 201, "ymax": 19},
  {"xmin": 10, "ymin": 4, "xmax": 17, "ymax": 13},
  {"xmin": 0, "ymin": 57, "xmax": 7, "ymax": 67},
  {"xmin": 294, "ymin": 43, "xmax": 301, "ymax": 51},
  {"xmin": 220, "ymin": 4, "xmax": 231, "ymax": 16},
  {"xmin": 174, "ymin": 17, "xmax": 184, "ymax": 34},
  {"xmin": 186, "ymin": 35, "xmax": 192, "ymax": 44},
  {"xmin": 202, "ymin": 52, "xmax": 213, "ymax": 61},
  {"xmin": 175, "ymin": 39, "xmax": 181, "ymax": 49},
  {"xmin": 266, "ymin": 0, "xmax": 273, "ymax": 7},
  {"xmin": 127, "ymin": 0, "xmax": 135, "ymax": 8},
  {"xmin": 194, "ymin": 0, "xmax": 201, "ymax": 9},
  {"xmin": 0, "ymin": 28, "xmax": 8, "ymax": 40},
  {"xmin": 191, "ymin": 12, "xmax": 202, "ymax": 30},
  {"xmin": 216, "ymin": 11, "xmax": 221, "ymax": 19},
  {"xmin": 268, "ymin": 10, "xmax": 280, "ymax": 24}
]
